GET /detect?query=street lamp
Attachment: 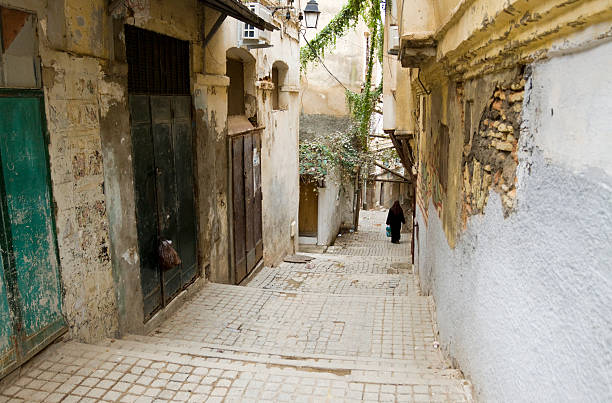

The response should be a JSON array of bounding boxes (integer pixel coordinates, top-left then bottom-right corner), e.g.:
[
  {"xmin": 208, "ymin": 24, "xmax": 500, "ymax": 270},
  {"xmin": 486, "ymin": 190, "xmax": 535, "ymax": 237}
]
[{"xmin": 303, "ymin": 0, "xmax": 320, "ymax": 29}]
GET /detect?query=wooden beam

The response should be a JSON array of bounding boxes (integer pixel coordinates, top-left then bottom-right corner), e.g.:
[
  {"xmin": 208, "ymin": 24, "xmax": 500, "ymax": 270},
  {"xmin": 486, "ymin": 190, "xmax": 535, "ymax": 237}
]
[
  {"xmin": 374, "ymin": 161, "xmax": 410, "ymax": 181},
  {"xmin": 372, "ymin": 178, "xmax": 409, "ymax": 183},
  {"xmin": 372, "ymin": 145, "xmax": 396, "ymax": 152},
  {"xmin": 108, "ymin": 0, "xmax": 124, "ymax": 15},
  {"xmin": 203, "ymin": 13, "xmax": 227, "ymax": 48}
]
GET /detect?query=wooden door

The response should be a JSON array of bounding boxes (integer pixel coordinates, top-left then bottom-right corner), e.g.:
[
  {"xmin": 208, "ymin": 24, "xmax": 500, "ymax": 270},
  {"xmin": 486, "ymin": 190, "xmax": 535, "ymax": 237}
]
[
  {"xmin": 0, "ymin": 93, "xmax": 66, "ymax": 378},
  {"xmin": 231, "ymin": 132, "xmax": 263, "ymax": 284},
  {"xmin": 298, "ymin": 178, "xmax": 318, "ymax": 236},
  {"xmin": 130, "ymin": 95, "xmax": 198, "ymax": 320}
]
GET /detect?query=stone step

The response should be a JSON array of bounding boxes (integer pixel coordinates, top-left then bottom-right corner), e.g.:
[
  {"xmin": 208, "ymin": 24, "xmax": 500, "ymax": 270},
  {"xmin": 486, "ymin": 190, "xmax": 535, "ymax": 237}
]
[
  {"xmin": 325, "ymin": 245, "xmax": 411, "ymax": 257},
  {"xmin": 141, "ymin": 283, "xmax": 445, "ymax": 368},
  {"xmin": 0, "ymin": 340, "xmax": 472, "ymax": 402},
  {"xmin": 278, "ymin": 254, "xmax": 414, "ymax": 275},
  {"xmin": 114, "ymin": 335, "xmax": 461, "ymax": 379},
  {"xmin": 245, "ymin": 266, "xmax": 421, "ymax": 297}
]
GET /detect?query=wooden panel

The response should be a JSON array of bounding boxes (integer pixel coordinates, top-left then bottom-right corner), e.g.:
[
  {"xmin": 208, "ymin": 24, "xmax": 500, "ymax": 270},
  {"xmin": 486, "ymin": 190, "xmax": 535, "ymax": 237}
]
[
  {"xmin": 130, "ymin": 95, "xmax": 162, "ymax": 319},
  {"xmin": 253, "ymin": 133, "xmax": 263, "ymax": 262},
  {"xmin": 172, "ymin": 96, "xmax": 198, "ymax": 287},
  {"xmin": 0, "ymin": 95, "xmax": 65, "ymax": 371},
  {"xmin": 243, "ymin": 134, "xmax": 255, "ymax": 273},
  {"xmin": 232, "ymin": 137, "xmax": 246, "ymax": 283},
  {"xmin": 299, "ymin": 179, "xmax": 318, "ymax": 236},
  {"xmin": 151, "ymin": 96, "xmax": 182, "ymax": 304}
]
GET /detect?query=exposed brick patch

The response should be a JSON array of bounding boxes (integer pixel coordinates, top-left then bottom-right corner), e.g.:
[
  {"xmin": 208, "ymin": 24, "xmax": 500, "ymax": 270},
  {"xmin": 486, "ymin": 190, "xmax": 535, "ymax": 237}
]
[{"xmin": 462, "ymin": 75, "xmax": 525, "ymax": 224}]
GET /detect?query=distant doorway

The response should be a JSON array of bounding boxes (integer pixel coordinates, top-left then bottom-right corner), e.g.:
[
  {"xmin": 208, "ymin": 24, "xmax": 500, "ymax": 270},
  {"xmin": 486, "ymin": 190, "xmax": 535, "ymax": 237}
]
[{"xmin": 299, "ymin": 178, "xmax": 318, "ymax": 237}]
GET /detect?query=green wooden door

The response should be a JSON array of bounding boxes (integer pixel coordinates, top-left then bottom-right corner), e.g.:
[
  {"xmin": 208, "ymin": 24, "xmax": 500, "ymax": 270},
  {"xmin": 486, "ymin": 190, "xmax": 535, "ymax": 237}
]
[
  {"xmin": 130, "ymin": 95, "xmax": 198, "ymax": 320},
  {"xmin": 0, "ymin": 94, "xmax": 66, "ymax": 378}
]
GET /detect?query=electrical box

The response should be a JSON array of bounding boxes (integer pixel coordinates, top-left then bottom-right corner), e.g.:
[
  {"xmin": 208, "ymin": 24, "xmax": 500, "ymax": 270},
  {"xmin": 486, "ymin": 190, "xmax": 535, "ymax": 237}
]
[{"xmin": 388, "ymin": 25, "xmax": 399, "ymax": 55}]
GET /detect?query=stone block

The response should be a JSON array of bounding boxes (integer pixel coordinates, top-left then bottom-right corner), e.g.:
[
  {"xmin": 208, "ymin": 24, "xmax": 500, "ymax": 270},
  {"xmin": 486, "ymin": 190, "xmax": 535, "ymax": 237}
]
[
  {"xmin": 508, "ymin": 91, "xmax": 524, "ymax": 103},
  {"xmin": 493, "ymin": 140, "xmax": 513, "ymax": 152}
]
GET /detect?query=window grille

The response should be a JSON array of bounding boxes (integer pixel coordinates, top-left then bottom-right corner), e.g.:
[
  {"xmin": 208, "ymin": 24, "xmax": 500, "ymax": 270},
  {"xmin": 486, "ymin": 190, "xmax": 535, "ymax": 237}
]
[{"xmin": 125, "ymin": 25, "xmax": 190, "ymax": 95}]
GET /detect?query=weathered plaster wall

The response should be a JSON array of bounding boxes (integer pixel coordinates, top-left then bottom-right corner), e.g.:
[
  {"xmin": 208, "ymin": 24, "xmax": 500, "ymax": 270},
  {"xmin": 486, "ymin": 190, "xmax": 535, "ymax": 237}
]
[
  {"xmin": 315, "ymin": 170, "xmax": 348, "ymax": 246},
  {"xmin": 201, "ymin": 6, "xmax": 301, "ymax": 278},
  {"xmin": 101, "ymin": 0, "xmax": 206, "ymax": 333},
  {"xmin": 42, "ymin": 48, "xmax": 119, "ymax": 342},
  {"xmin": 4, "ymin": 0, "xmax": 211, "ymax": 341},
  {"xmin": 414, "ymin": 40, "xmax": 612, "ymax": 401},
  {"xmin": 301, "ymin": 0, "xmax": 366, "ymax": 117},
  {"xmin": 7, "ymin": 0, "xmax": 121, "ymax": 343}
]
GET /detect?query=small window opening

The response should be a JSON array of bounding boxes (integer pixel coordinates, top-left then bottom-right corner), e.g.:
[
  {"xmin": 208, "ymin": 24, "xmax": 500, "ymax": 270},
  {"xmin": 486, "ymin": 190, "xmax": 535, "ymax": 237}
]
[
  {"xmin": 227, "ymin": 58, "xmax": 245, "ymax": 116},
  {"xmin": 272, "ymin": 66, "xmax": 280, "ymax": 110},
  {"xmin": 271, "ymin": 61, "xmax": 288, "ymax": 111}
]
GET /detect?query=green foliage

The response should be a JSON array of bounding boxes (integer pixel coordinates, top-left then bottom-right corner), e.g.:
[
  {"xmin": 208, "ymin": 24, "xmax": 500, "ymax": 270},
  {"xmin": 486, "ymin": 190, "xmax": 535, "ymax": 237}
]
[
  {"xmin": 301, "ymin": 0, "xmax": 384, "ymax": 152},
  {"xmin": 299, "ymin": 130, "xmax": 367, "ymax": 185},
  {"xmin": 299, "ymin": 0, "xmax": 366, "ymax": 71}
]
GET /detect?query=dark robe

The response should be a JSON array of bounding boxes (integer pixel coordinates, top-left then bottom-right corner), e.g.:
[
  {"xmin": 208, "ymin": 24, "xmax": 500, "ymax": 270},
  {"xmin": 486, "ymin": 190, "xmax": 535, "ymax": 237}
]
[{"xmin": 386, "ymin": 206, "xmax": 406, "ymax": 243}]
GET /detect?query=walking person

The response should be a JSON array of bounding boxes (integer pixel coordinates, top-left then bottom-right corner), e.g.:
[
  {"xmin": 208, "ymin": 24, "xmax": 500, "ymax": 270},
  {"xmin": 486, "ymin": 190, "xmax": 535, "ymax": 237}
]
[{"xmin": 386, "ymin": 201, "xmax": 406, "ymax": 244}]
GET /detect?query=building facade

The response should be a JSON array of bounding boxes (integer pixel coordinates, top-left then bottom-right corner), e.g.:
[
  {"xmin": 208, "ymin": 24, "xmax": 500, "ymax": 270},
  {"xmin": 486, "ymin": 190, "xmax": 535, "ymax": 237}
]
[
  {"xmin": 385, "ymin": 0, "xmax": 612, "ymax": 400},
  {"xmin": 297, "ymin": 0, "xmax": 368, "ymax": 246},
  {"xmin": 0, "ymin": 0, "xmax": 300, "ymax": 378}
]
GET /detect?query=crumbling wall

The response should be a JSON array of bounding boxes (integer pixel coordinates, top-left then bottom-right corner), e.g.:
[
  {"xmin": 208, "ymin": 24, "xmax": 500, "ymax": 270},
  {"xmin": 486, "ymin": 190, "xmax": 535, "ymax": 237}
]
[
  {"xmin": 42, "ymin": 48, "xmax": 118, "ymax": 342},
  {"xmin": 461, "ymin": 75, "xmax": 525, "ymax": 225}
]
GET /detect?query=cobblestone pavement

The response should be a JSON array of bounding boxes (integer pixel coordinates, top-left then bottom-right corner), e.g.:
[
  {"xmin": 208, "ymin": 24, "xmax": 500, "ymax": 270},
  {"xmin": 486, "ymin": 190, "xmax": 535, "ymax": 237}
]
[{"xmin": 0, "ymin": 210, "xmax": 473, "ymax": 402}]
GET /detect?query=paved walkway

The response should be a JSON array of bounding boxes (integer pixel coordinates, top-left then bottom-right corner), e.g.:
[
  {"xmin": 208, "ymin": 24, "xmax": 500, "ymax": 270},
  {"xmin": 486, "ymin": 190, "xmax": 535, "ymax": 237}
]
[{"xmin": 0, "ymin": 210, "xmax": 473, "ymax": 402}]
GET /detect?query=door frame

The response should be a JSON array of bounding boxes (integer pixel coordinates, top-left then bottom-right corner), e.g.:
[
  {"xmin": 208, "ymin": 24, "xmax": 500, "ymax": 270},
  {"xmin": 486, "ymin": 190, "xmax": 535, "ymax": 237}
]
[{"xmin": 0, "ymin": 88, "xmax": 66, "ymax": 379}]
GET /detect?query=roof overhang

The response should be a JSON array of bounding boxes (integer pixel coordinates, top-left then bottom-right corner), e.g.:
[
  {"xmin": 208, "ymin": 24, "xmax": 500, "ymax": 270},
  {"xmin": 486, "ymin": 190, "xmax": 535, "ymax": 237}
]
[{"xmin": 200, "ymin": 0, "xmax": 277, "ymax": 32}]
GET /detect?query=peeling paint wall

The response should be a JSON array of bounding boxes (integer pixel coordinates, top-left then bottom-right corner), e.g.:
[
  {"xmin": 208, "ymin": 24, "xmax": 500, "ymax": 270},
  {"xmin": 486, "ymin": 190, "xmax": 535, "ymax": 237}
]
[
  {"xmin": 4, "ymin": 0, "xmax": 300, "ymax": 343},
  {"xmin": 2, "ymin": 0, "xmax": 208, "ymax": 342},
  {"xmin": 392, "ymin": 0, "xmax": 612, "ymax": 399},
  {"xmin": 198, "ymin": 2, "xmax": 300, "ymax": 281},
  {"xmin": 415, "ymin": 42, "xmax": 612, "ymax": 400},
  {"xmin": 21, "ymin": 0, "xmax": 120, "ymax": 342}
]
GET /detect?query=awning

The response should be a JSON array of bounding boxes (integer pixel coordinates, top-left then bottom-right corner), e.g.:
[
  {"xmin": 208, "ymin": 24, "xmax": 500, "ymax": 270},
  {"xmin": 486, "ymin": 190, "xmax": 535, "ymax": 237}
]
[{"xmin": 200, "ymin": 0, "xmax": 277, "ymax": 32}]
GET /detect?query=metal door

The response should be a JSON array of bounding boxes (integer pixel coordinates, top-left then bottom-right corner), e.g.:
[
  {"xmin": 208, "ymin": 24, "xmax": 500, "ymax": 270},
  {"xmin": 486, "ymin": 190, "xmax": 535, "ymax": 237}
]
[
  {"xmin": 231, "ymin": 132, "xmax": 262, "ymax": 284},
  {"xmin": 0, "ymin": 93, "xmax": 66, "ymax": 378},
  {"xmin": 130, "ymin": 95, "xmax": 198, "ymax": 320}
]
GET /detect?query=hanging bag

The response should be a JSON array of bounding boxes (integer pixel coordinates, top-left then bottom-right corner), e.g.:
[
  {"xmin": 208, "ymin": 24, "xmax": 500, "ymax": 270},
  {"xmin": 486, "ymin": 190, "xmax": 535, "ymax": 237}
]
[
  {"xmin": 158, "ymin": 239, "xmax": 182, "ymax": 269},
  {"xmin": 386, "ymin": 225, "xmax": 392, "ymax": 237}
]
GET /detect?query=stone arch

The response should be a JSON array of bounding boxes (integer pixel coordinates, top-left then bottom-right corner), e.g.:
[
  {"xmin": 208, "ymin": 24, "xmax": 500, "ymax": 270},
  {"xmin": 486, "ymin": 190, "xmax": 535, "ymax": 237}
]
[{"xmin": 272, "ymin": 60, "xmax": 289, "ymax": 110}]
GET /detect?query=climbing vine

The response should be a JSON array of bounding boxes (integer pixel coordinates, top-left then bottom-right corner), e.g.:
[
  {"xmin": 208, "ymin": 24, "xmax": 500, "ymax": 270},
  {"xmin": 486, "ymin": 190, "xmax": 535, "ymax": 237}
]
[
  {"xmin": 300, "ymin": 0, "xmax": 385, "ymax": 151},
  {"xmin": 299, "ymin": 130, "xmax": 366, "ymax": 185}
]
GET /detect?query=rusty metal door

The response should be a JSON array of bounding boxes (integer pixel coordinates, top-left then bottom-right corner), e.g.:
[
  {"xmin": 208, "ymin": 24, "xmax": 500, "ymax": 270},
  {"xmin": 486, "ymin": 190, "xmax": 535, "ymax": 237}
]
[
  {"xmin": 130, "ymin": 95, "xmax": 198, "ymax": 320},
  {"xmin": 231, "ymin": 132, "xmax": 262, "ymax": 284},
  {"xmin": 126, "ymin": 25, "xmax": 197, "ymax": 320},
  {"xmin": 0, "ymin": 92, "xmax": 66, "ymax": 378}
]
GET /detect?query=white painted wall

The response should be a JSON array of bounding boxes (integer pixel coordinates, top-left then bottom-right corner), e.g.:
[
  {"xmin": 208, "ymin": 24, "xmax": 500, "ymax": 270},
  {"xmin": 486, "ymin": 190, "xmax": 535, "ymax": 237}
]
[
  {"xmin": 415, "ymin": 40, "xmax": 612, "ymax": 401},
  {"xmin": 316, "ymin": 170, "xmax": 344, "ymax": 245}
]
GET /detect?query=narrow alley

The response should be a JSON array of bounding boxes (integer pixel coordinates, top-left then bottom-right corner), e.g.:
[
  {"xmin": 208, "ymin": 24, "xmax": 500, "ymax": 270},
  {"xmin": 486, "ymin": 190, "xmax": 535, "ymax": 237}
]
[{"xmin": 0, "ymin": 210, "xmax": 472, "ymax": 402}]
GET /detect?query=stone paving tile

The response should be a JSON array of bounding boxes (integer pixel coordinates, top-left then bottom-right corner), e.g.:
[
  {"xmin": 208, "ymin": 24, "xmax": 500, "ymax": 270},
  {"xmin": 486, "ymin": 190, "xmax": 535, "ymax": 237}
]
[
  {"xmin": 246, "ymin": 266, "xmax": 420, "ymax": 296},
  {"xmin": 0, "ymin": 210, "xmax": 474, "ymax": 402},
  {"xmin": 278, "ymin": 255, "xmax": 412, "ymax": 275},
  {"xmin": 150, "ymin": 284, "xmax": 441, "ymax": 362},
  {"xmin": 328, "ymin": 210, "xmax": 412, "ymax": 257},
  {"xmin": 0, "ymin": 341, "xmax": 472, "ymax": 402}
]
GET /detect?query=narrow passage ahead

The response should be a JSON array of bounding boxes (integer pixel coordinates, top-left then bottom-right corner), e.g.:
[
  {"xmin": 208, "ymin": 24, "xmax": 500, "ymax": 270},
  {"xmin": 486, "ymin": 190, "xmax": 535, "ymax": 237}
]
[{"xmin": 0, "ymin": 210, "xmax": 472, "ymax": 402}]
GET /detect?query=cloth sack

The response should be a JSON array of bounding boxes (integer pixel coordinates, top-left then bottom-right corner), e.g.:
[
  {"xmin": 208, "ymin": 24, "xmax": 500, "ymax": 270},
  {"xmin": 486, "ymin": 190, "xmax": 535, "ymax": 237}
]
[{"xmin": 159, "ymin": 239, "xmax": 182, "ymax": 269}]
